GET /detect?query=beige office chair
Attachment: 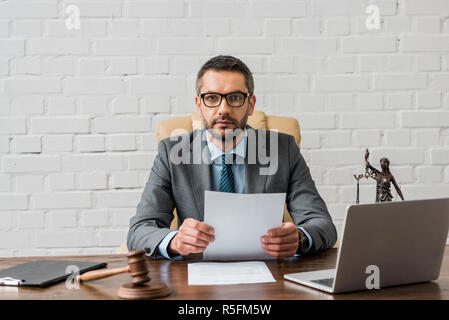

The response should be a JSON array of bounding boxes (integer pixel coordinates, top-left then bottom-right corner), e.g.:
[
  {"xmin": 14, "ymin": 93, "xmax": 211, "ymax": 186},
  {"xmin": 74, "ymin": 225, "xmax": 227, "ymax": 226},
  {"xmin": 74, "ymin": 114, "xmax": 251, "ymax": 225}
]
[{"xmin": 117, "ymin": 110, "xmax": 302, "ymax": 254}]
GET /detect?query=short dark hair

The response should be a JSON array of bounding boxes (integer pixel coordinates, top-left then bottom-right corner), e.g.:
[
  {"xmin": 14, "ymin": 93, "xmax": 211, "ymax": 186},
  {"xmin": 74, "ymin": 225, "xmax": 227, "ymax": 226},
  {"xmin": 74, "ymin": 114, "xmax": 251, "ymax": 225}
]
[{"xmin": 196, "ymin": 55, "xmax": 254, "ymax": 95}]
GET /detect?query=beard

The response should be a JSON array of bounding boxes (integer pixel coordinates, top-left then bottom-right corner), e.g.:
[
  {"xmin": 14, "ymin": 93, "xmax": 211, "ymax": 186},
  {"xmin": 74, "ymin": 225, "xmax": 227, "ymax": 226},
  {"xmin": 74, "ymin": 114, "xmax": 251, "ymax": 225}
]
[{"xmin": 202, "ymin": 111, "xmax": 249, "ymax": 143}]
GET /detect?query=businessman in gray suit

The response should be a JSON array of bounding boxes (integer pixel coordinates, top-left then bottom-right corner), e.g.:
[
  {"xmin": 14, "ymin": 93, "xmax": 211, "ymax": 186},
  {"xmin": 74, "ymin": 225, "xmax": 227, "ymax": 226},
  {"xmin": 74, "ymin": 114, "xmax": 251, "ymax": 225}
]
[{"xmin": 127, "ymin": 55, "xmax": 337, "ymax": 260}]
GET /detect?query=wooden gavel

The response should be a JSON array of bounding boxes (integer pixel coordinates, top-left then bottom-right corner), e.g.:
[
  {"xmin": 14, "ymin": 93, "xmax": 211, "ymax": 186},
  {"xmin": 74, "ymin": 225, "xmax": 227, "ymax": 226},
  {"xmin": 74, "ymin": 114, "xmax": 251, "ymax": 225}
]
[{"xmin": 77, "ymin": 250, "xmax": 150, "ymax": 286}]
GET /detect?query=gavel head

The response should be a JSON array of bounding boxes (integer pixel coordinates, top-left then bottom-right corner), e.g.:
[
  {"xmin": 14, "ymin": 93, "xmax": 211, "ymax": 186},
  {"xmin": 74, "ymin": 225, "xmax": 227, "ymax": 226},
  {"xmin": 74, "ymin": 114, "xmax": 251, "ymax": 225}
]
[{"xmin": 126, "ymin": 250, "xmax": 151, "ymax": 286}]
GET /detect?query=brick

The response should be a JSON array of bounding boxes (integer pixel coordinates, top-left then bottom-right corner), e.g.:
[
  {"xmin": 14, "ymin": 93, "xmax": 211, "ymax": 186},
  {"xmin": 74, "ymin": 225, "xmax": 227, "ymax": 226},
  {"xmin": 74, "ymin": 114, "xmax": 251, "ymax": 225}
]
[
  {"xmin": 405, "ymin": 0, "xmax": 449, "ymax": 15},
  {"xmin": 326, "ymin": 167, "xmax": 356, "ymax": 185},
  {"xmin": 413, "ymin": 17, "xmax": 441, "ymax": 33},
  {"xmin": 111, "ymin": 209, "xmax": 135, "ymax": 226},
  {"xmin": 140, "ymin": 133, "xmax": 157, "ymax": 151},
  {"xmin": 311, "ymin": 150, "xmax": 361, "ymax": 166},
  {"xmin": 80, "ymin": 210, "xmax": 109, "ymax": 227},
  {"xmin": 78, "ymin": 173, "xmax": 108, "ymax": 190},
  {"xmin": 78, "ymin": 135, "xmax": 105, "ymax": 152},
  {"xmin": 99, "ymin": 229, "xmax": 128, "ymax": 246},
  {"xmin": 0, "ymin": 58, "xmax": 7, "ymax": 75},
  {"xmin": 280, "ymin": 38, "xmax": 337, "ymax": 54},
  {"xmin": 358, "ymin": 94, "xmax": 384, "ymax": 110},
  {"xmin": 251, "ymin": 1, "xmax": 306, "ymax": 17},
  {"xmin": 341, "ymin": 112, "xmax": 396, "ymax": 129},
  {"xmin": 94, "ymin": 191, "xmax": 141, "ymax": 208},
  {"xmin": 0, "ymin": 1, "xmax": 57, "ymax": 18},
  {"xmin": 107, "ymin": 58, "xmax": 137, "ymax": 75},
  {"xmin": 109, "ymin": 20, "xmax": 139, "ymax": 37},
  {"xmin": 63, "ymin": 154, "xmax": 124, "ymax": 172},
  {"xmin": 3, "ymin": 155, "xmax": 60, "ymax": 173},
  {"xmin": 65, "ymin": 78, "xmax": 123, "ymax": 94},
  {"xmin": 13, "ymin": 136, "xmax": 42, "ymax": 153},
  {"xmin": 0, "ymin": 118, "xmax": 26, "ymax": 134},
  {"xmin": 230, "ymin": 19, "xmax": 262, "ymax": 36},
  {"xmin": 48, "ymin": 173, "xmax": 75, "ymax": 191},
  {"xmin": 384, "ymin": 130, "xmax": 411, "ymax": 146},
  {"xmin": 111, "ymin": 97, "xmax": 139, "ymax": 114},
  {"xmin": 126, "ymin": 1, "xmax": 184, "ymax": 17},
  {"xmin": 326, "ymin": 56, "xmax": 354, "ymax": 73},
  {"xmin": 431, "ymin": 74, "xmax": 449, "ymax": 90},
  {"xmin": 33, "ymin": 192, "xmax": 91, "ymax": 209},
  {"xmin": 298, "ymin": 95, "xmax": 325, "ymax": 111},
  {"xmin": 79, "ymin": 98, "xmax": 108, "ymax": 115},
  {"xmin": 203, "ymin": 19, "xmax": 230, "ymax": 36},
  {"xmin": 414, "ymin": 130, "xmax": 440, "ymax": 147},
  {"xmin": 142, "ymin": 19, "xmax": 170, "ymax": 35},
  {"xmin": 293, "ymin": 19, "xmax": 321, "ymax": 36},
  {"xmin": 107, "ymin": 134, "xmax": 136, "ymax": 151},
  {"xmin": 36, "ymin": 231, "xmax": 96, "ymax": 248},
  {"xmin": 374, "ymin": 74, "xmax": 427, "ymax": 90},
  {"xmin": 31, "ymin": 118, "xmax": 89, "ymax": 134},
  {"xmin": 42, "ymin": 58, "xmax": 74, "ymax": 75},
  {"xmin": 401, "ymin": 111, "xmax": 449, "ymax": 127},
  {"xmin": 128, "ymin": 154, "xmax": 155, "ymax": 170},
  {"xmin": 402, "ymin": 36, "xmax": 449, "ymax": 52},
  {"xmin": 342, "ymin": 37, "xmax": 396, "ymax": 53},
  {"xmin": 18, "ymin": 212, "xmax": 44, "ymax": 229},
  {"xmin": 417, "ymin": 166, "xmax": 443, "ymax": 183},
  {"xmin": 0, "ymin": 40, "xmax": 24, "ymax": 56},
  {"xmin": 267, "ymin": 57, "xmax": 295, "ymax": 73},
  {"xmin": 10, "ymin": 97, "xmax": 44, "ymax": 115},
  {"xmin": 158, "ymin": 38, "xmax": 214, "ymax": 54},
  {"xmin": 111, "ymin": 172, "xmax": 140, "ymax": 188},
  {"xmin": 255, "ymin": 75, "xmax": 309, "ymax": 92},
  {"xmin": 0, "ymin": 20, "xmax": 8, "ymax": 37},
  {"xmin": 354, "ymin": 130, "xmax": 381, "ymax": 147},
  {"xmin": 79, "ymin": 58, "xmax": 105, "ymax": 75},
  {"xmin": 359, "ymin": 55, "xmax": 387, "ymax": 72},
  {"xmin": 95, "ymin": 39, "xmax": 152, "ymax": 55},
  {"xmin": 315, "ymin": 76, "xmax": 369, "ymax": 92},
  {"xmin": 388, "ymin": 55, "xmax": 413, "ymax": 71},
  {"xmin": 129, "ymin": 77, "xmax": 186, "ymax": 94},
  {"xmin": 143, "ymin": 58, "xmax": 169, "ymax": 74},
  {"xmin": 299, "ymin": 132, "xmax": 320, "ymax": 149},
  {"xmin": 385, "ymin": 17, "xmax": 410, "ymax": 33},
  {"xmin": 29, "ymin": 39, "xmax": 89, "ymax": 55},
  {"xmin": 265, "ymin": 19, "xmax": 291, "ymax": 36},
  {"xmin": 417, "ymin": 92, "xmax": 441, "ymax": 109},
  {"xmin": 46, "ymin": 210, "xmax": 78, "ymax": 228},
  {"xmin": 0, "ymin": 136, "xmax": 9, "ymax": 153},
  {"xmin": 293, "ymin": 113, "xmax": 335, "ymax": 129},
  {"xmin": 190, "ymin": 1, "xmax": 249, "ymax": 17},
  {"xmin": 15, "ymin": 175, "xmax": 44, "ymax": 193},
  {"xmin": 42, "ymin": 135, "xmax": 73, "ymax": 152},
  {"xmin": 0, "ymin": 174, "xmax": 11, "ymax": 192},
  {"xmin": 92, "ymin": 116, "xmax": 151, "ymax": 133},
  {"xmin": 401, "ymin": 185, "xmax": 449, "ymax": 199},
  {"xmin": 386, "ymin": 93, "xmax": 413, "ymax": 109},
  {"xmin": 325, "ymin": 18, "xmax": 350, "ymax": 36},
  {"xmin": 0, "ymin": 213, "xmax": 12, "ymax": 230},
  {"xmin": 11, "ymin": 57, "xmax": 41, "ymax": 75},
  {"xmin": 314, "ymin": 0, "xmax": 365, "ymax": 15},
  {"xmin": 4, "ymin": 78, "xmax": 61, "ymax": 93},
  {"xmin": 327, "ymin": 94, "xmax": 354, "ymax": 110},
  {"xmin": 323, "ymin": 131, "xmax": 351, "ymax": 148},
  {"xmin": 13, "ymin": 20, "xmax": 42, "ymax": 37},
  {"xmin": 416, "ymin": 54, "xmax": 440, "ymax": 71},
  {"xmin": 0, "ymin": 194, "xmax": 28, "ymax": 210},
  {"xmin": 143, "ymin": 96, "xmax": 171, "ymax": 113},
  {"xmin": 365, "ymin": 148, "xmax": 425, "ymax": 165},
  {"xmin": 48, "ymin": 98, "xmax": 76, "ymax": 114},
  {"xmin": 219, "ymin": 38, "xmax": 274, "ymax": 54},
  {"xmin": 430, "ymin": 149, "xmax": 449, "ymax": 165},
  {"xmin": 0, "ymin": 233, "xmax": 31, "ymax": 249},
  {"xmin": 46, "ymin": 20, "xmax": 106, "ymax": 37},
  {"xmin": 172, "ymin": 19, "xmax": 202, "ymax": 36}
]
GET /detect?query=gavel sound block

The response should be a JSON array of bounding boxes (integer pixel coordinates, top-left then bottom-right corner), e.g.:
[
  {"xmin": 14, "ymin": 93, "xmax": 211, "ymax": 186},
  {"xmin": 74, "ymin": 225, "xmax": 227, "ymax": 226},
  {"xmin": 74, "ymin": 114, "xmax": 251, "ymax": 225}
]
[{"xmin": 77, "ymin": 250, "xmax": 170, "ymax": 300}]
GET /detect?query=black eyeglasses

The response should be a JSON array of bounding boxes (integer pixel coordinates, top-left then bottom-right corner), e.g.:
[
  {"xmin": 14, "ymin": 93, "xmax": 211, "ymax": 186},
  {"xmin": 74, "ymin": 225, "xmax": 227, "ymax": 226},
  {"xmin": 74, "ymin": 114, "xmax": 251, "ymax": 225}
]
[{"xmin": 200, "ymin": 92, "xmax": 251, "ymax": 108}]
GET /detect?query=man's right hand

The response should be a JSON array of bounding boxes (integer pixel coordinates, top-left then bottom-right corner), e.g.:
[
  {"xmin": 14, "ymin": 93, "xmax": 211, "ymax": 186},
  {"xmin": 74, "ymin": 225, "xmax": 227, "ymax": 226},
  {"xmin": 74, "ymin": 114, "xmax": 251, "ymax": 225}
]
[{"xmin": 168, "ymin": 218, "xmax": 215, "ymax": 256}]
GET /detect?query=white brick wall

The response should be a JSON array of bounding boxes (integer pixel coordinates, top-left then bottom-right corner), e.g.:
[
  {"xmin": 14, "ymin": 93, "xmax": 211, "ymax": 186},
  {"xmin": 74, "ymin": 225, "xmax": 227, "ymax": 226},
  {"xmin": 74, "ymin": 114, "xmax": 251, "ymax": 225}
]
[{"xmin": 0, "ymin": 0, "xmax": 448, "ymax": 257}]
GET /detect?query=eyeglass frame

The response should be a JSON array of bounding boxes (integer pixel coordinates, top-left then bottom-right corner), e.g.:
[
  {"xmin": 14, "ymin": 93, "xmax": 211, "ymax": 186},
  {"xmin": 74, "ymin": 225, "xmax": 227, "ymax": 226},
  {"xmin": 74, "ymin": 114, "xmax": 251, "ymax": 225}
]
[{"xmin": 199, "ymin": 91, "xmax": 251, "ymax": 108}]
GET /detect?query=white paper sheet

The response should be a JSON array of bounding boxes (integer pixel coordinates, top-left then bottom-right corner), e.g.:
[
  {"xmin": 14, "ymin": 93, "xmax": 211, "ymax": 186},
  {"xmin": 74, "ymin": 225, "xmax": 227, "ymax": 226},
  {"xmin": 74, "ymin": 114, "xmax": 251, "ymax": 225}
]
[
  {"xmin": 203, "ymin": 191, "xmax": 286, "ymax": 260},
  {"xmin": 188, "ymin": 261, "xmax": 276, "ymax": 285}
]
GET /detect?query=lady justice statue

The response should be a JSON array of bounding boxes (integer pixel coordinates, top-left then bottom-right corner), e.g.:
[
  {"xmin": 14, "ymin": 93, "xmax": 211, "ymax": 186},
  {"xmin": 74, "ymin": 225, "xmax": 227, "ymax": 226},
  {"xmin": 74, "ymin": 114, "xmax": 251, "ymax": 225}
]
[{"xmin": 364, "ymin": 149, "xmax": 405, "ymax": 202}]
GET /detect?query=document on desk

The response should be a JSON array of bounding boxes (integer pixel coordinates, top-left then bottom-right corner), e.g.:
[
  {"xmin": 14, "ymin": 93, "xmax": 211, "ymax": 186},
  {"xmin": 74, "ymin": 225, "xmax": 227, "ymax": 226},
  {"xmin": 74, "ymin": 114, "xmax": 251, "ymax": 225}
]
[
  {"xmin": 188, "ymin": 261, "xmax": 276, "ymax": 285},
  {"xmin": 203, "ymin": 191, "xmax": 286, "ymax": 260}
]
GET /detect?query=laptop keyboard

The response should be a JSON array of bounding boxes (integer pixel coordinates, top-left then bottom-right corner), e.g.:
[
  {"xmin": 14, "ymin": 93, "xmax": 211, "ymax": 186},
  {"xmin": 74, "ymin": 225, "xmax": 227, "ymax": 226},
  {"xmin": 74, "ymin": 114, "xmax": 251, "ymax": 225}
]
[{"xmin": 311, "ymin": 278, "xmax": 334, "ymax": 287}]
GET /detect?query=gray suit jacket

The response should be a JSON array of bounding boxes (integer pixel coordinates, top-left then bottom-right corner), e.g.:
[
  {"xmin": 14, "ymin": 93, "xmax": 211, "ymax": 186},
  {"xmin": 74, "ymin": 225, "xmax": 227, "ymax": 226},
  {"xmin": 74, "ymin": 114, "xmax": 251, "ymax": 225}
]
[{"xmin": 127, "ymin": 125, "xmax": 337, "ymax": 259}]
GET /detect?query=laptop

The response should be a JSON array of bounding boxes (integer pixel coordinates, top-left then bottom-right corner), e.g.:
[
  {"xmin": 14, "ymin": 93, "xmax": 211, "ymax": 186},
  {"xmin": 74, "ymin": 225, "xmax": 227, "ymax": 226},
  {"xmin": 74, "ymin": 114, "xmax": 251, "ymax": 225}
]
[{"xmin": 284, "ymin": 197, "xmax": 449, "ymax": 293}]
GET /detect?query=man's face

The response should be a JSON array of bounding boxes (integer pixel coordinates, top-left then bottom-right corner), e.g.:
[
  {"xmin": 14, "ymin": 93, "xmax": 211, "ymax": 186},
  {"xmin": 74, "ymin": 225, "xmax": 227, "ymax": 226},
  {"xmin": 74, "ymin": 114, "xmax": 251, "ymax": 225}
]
[{"xmin": 195, "ymin": 70, "xmax": 256, "ymax": 141}]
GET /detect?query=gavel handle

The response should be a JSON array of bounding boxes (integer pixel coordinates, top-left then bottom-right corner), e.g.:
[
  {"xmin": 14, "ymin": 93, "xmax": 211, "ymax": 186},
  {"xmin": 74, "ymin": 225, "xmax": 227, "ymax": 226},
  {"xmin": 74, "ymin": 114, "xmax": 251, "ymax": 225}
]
[{"xmin": 77, "ymin": 266, "xmax": 130, "ymax": 282}]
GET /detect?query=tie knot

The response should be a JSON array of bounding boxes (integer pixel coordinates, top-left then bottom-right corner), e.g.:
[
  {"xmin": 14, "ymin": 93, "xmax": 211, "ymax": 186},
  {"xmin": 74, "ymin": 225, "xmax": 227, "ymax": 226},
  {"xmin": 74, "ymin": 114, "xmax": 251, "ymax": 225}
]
[{"xmin": 221, "ymin": 153, "xmax": 235, "ymax": 165}]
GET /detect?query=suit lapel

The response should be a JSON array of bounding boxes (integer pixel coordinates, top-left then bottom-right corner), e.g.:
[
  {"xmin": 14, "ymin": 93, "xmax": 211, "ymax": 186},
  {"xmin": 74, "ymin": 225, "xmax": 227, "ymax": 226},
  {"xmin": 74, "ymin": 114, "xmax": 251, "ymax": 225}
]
[
  {"xmin": 186, "ymin": 129, "xmax": 213, "ymax": 221},
  {"xmin": 245, "ymin": 125, "xmax": 269, "ymax": 194}
]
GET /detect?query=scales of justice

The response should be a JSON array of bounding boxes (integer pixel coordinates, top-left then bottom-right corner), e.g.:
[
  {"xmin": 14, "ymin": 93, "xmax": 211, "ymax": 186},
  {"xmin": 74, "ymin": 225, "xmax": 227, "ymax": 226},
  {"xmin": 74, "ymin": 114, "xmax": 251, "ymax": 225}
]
[{"xmin": 353, "ymin": 149, "xmax": 405, "ymax": 204}]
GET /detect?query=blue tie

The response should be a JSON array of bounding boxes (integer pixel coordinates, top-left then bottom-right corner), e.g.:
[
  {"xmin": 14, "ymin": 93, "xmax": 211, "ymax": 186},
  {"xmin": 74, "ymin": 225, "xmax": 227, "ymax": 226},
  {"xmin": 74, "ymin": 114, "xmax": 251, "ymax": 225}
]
[{"xmin": 219, "ymin": 153, "xmax": 235, "ymax": 193}]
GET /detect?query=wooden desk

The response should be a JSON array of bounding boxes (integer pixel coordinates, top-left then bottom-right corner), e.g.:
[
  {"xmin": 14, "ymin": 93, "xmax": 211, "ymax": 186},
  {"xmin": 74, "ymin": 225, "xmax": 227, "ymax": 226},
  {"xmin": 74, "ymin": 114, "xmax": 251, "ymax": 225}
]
[{"xmin": 1, "ymin": 246, "xmax": 448, "ymax": 300}]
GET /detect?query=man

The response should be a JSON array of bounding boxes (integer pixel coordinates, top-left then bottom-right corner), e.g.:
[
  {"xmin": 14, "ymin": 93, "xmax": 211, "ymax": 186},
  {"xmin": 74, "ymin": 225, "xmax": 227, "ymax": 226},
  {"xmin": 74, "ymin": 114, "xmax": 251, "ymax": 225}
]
[{"xmin": 127, "ymin": 55, "xmax": 337, "ymax": 260}]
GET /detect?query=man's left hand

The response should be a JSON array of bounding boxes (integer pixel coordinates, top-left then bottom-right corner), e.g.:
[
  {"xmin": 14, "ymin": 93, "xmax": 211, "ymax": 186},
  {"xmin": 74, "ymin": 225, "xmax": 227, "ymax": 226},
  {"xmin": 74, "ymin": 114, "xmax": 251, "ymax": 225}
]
[{"xmin": 260, "ymin": 222, "xmax": 299, "ymax": 258}]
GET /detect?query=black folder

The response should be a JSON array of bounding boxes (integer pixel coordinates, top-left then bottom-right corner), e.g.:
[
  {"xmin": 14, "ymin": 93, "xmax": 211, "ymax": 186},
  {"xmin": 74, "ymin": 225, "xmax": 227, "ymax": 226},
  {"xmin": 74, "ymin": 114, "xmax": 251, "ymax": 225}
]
[{"xmin": 0, "ymin": 260, "xmax": 107, "ymax": 287}]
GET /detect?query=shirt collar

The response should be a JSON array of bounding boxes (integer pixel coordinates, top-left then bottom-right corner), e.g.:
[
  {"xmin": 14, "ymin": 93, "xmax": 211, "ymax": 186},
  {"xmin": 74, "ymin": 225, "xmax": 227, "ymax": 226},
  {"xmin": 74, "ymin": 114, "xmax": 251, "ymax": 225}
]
[{"xmin": 206, "ymin": 129, "xmax": 247, "ymax": 162}]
